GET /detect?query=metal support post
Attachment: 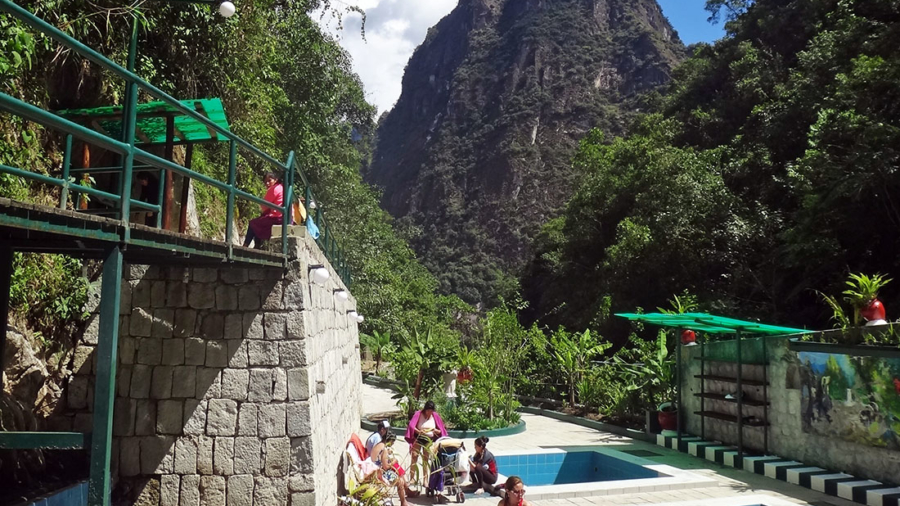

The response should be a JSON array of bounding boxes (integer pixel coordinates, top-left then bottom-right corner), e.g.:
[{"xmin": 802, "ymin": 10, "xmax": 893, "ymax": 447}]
[
  {"xmin": 282, "ymin": 152, "xmax": 295, "ymax": 259},
  {"xmin": 225, "ymin": 140, "xmax": 237, "ymax": 260},
  {"xmin": 87, "ymin": 245, "xmax": 123, "ymax": 506},
  {"xmin": 762, "ymin": 336, "xmax": 769, "ymax": 455},
  {"xmin": 179, "ymin": 144, "xmax": 194, "ymax": 234},
  {"xmin": 0, "ymin": 247, "xmax": 12, "ymax": 390},
  {"xmin": 676, "ymin": 329, "xmax": 682, "ymax": 450},
  {"xmin": 700, "ymin": 334, "xmax": 705, "ymax": 440},
  {"xmin": 60, "ymin": 134, "xmax": 73, "ymax": 209},
  {"xmin": 161, "ymin": 116, "xmax": 175, "ymax": 230},
  {"xmin": 736, "ymin": 329, "xmax": 743, "ymax": 459}
]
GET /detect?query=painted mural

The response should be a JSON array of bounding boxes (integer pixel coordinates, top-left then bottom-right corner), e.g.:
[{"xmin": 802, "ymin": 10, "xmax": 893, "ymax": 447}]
[{"xmin": 799, "ymin": 351, "xmax": 900, "ymax": 449}]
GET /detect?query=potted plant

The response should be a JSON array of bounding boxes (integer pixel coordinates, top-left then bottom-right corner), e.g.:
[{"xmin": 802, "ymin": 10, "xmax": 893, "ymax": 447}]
[{"xmin": 843, "ymin": 273, "xmax": 891, "ymax": 326}]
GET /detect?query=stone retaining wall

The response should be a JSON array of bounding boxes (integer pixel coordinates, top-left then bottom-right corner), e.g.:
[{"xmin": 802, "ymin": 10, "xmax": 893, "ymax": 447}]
[
  {"xmin": 58, "ymin": 234, "xmax": 362, "ymax": 505},
  {"xmin": 681, "ymin": 337, "xmax": 900, "ymax": 483}
]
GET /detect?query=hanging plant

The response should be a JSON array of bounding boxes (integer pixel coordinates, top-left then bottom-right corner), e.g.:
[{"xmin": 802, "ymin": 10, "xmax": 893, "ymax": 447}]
[{"xmin": 843, "ymin": 273, "xmax": 891, "ymax": 326}]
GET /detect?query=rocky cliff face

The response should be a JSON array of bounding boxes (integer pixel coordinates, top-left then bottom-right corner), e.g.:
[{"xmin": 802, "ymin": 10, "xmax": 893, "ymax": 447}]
[{"xmin": 368, "ymin": 0, "xmax": 684, "ymax": 304}]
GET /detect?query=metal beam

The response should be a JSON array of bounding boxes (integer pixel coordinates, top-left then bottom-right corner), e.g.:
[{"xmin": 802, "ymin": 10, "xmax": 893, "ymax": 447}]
[
  {"xmin": 0, "ymin": 431, "xmax": 89, "ymax": 450},
  {"xmin": 0, "ymin": 246, "xmax": 11, "ymax": 390},
  {"xmin": 88, "ymin": 246, "xmax": 122, "ymax": 506}
]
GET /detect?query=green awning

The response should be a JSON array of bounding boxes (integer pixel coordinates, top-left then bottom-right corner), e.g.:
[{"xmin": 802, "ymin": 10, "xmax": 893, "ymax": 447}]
[
  {"xmin": 615, "ymin": 312, "xmax": 812, "ymax": 336},
  {"xmin": 57, "ymin": 98, "xmax": 230, "ymax": 146}
]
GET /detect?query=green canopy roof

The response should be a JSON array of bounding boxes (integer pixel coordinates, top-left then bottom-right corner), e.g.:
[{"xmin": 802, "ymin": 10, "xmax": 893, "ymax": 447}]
[
  {"xmin": 57, "ymin": 98, "xmax": 230, "ymax": 146},
  {"xmin": 614, "ymin": 312, "xmax": 812, "ymax": 336}
]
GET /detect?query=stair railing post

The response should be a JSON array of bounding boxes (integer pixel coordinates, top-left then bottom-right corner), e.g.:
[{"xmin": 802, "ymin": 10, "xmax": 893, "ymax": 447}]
[
  {"xmin": 60, "ymin": 134, "xmax": 73, "ymax": 209},
  {"xmin": 0, "ymin": 247, "xmax": 12, "ymax": 391},
  {"xmin": 226, "ymin": 140, "xmax": 237, "ymax": 261}
]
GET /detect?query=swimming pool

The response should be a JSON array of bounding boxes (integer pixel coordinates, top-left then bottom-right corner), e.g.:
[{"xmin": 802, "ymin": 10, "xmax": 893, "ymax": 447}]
[{"xmin": 494, "ymin": 450, "xmax": 661, "ymax": 486}]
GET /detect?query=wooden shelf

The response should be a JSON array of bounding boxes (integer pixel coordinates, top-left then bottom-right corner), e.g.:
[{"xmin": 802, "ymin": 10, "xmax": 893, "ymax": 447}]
[
  {"xmin": 694, "ymin": 392, "xmax": 769, "ymax": 407},
  {"xmin": 695, "ymin": 374, "xmax": 768, "ymax": 387},
  {"xmin": 695, "ymin": 411, "xmax": 769, "ymax": 427}
]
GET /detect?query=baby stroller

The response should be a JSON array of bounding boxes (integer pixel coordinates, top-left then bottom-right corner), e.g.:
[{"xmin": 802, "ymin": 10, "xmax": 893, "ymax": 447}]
[{"xmin": 426, "ymin": 437, "xmax": 467, "ymax": 503}]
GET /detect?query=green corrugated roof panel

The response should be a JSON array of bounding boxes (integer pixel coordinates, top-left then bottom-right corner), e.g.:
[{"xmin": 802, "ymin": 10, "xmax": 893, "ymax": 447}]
[
  {"xmin": 615, "ymin": 312, "xmax": 812, "ymax": 336},
  {"xmin": 57, "ymin": 98, "xmax": 229, "ymax": 145}
]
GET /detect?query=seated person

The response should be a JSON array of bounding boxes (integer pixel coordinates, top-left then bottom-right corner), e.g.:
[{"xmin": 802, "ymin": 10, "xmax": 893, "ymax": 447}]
[
  {"xmin": 366, "ymin": 420, "xmax": 390, "ymax": 457},
  {"xmin": 468, "ymin": 436, "xmax": 498, "ymax": 494},
  {"xmin": 243, "ymin": 172, "xmax": 283, "ymax": 249},
  {"xmin": 370, "ymin": 432, "xmax": 412, "ymax": 506},
  {"xmin": 498, "ymin": 476, "xmax": 530, "ymax": 506}
]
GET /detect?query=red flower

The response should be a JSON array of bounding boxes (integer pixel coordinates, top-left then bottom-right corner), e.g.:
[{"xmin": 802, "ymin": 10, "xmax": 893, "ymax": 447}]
[{"xmin": 893, "ymin": 378, "xmax": 900, "ymax": 395}]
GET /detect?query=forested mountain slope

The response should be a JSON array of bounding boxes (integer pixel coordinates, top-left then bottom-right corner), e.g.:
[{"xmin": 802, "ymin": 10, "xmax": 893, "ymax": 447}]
[
  {"xmin": 521, "ymin": 0, "xmax": 900, "ymax": 337},
  {"xmin": 368, "ymin": 0, "xmax": 685, "ymax": 305}
]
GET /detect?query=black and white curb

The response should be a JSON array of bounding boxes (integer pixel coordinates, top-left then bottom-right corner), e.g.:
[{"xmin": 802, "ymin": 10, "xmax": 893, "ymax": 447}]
[{"xmin": 656, "ymin": 434, "xmax": 900, "ymax": 506}]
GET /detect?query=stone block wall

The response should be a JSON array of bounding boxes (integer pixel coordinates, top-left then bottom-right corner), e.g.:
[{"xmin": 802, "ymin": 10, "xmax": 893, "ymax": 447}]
[
  {"xmin": 59, "ymin": 234, "xmax": 362, "ymax": 505},
  {"xmin": 681, "ymin": 337, "xmax": 900, "ymax": 483}
]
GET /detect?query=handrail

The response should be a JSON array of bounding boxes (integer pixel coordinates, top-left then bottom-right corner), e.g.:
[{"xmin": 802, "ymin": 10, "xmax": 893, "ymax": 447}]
[{"xmin": 0, "ymin": 1, "xmax": 351, "ymax": 287}]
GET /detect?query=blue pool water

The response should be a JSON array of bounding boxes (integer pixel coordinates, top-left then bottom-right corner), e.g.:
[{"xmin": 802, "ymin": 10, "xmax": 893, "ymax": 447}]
[{"xmin": 493, "ymin": 451, "xmax": 662, "ymax": 486}]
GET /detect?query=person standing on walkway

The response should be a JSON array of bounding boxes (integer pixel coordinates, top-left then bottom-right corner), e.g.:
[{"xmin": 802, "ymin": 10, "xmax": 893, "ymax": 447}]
[{"xmin": 468, "ymin": 436, "xmax": 498, "ymax": 494}]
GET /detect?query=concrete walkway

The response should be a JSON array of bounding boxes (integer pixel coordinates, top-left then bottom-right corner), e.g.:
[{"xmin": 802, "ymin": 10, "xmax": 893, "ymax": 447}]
[{"xmin": 356, "ymin": 384, "xmax": 856, "ymax": 506}]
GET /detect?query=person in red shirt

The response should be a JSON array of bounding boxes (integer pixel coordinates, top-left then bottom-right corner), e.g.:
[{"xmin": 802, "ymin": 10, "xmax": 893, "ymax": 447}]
[{"xmin": 243, "ymin": 172, "xmax": 284, "ymax": 249}]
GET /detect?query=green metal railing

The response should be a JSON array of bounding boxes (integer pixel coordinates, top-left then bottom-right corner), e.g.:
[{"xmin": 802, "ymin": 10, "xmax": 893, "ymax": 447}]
[{"xmin": 0, "ymin": 0, "xmax": 351, "ymax": 285}]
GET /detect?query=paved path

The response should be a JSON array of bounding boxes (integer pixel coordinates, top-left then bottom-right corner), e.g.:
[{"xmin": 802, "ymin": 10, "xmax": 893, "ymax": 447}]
[{"xmin": 356, "ymin": 384, "xmax": 856, "ymax": 506}]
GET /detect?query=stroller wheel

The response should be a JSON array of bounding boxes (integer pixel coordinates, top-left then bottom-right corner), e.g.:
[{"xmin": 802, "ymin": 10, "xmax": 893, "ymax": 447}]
[{"xmin": 457, "ymin": 492, "xmax": 465, "ymax": 503}]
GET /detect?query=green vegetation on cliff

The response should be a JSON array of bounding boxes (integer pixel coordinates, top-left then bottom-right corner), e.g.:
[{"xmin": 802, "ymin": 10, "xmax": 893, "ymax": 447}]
[{"xmin": 522, "ymin": 0, "xmax": 900, "ymax": 338}]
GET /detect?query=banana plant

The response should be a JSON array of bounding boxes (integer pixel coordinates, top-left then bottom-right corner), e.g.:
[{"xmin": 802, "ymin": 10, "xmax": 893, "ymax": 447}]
[
  {"xmin": 359, "ymin": 330, "xmax": 393, "ymax": 373},
  {"xmin": 551, "ymin": 328, "xmax": 612, "ymax": 405}
]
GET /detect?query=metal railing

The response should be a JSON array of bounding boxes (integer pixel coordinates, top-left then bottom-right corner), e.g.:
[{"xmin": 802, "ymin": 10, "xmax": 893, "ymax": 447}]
[{"xmin": 0, "ymin": 0, "xmax": 351, "ymax": 286}]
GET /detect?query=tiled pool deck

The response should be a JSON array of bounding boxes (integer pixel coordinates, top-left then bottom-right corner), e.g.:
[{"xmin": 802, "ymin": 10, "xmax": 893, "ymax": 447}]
[{"xmin": 358, "ymin": 384, "xmax": 858, "ymax": 506}]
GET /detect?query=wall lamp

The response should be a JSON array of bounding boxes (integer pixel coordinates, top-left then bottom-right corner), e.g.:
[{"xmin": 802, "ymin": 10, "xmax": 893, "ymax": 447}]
[
  {"xmin": 356, "ymin": 314, "xmax": 365, "ymax": 324},
  {"xmin": 218, "ymin": 1, "xmax": 236, "ymax": 17},
  {"xmin": 309, "ymin": 265, "xmax": 330, "ymax": 285},
  {"xmin": 347, "ymin": 310, "xmax": 359, "ymax": 320},
  {"xmin": 334, "ymin": 288, "xmax": 349, "ymax": 301}
]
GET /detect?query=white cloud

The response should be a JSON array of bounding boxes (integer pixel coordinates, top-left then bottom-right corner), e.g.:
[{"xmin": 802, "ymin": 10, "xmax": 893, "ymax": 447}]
[{"xmin": 316, "ymin": 0, "xmax": 459, "ymax": 114}]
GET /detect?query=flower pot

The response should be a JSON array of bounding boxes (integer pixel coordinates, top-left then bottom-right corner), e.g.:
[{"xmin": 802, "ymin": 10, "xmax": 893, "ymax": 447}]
[
  {"xmin": 681, "ymin": 329, "xmax": 697, "ymax": 346},
  {"xmin": 861, "ymin": 298, "xmax": 887, "ymax": 325},
  {"xmin": 657, "ymin": 402, "xmax": 678, "ymax": 431},
  {"xmin": 456, "ymin": 368, "xmax": 473, "ymax": 384}
]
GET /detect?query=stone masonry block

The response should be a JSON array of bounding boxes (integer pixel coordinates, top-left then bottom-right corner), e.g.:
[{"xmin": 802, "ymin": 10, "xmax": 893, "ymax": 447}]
[
  {"xmin": 175, "ymin": 438, "xmax": 198, "ymax": 474},
  {"xmin": 263, "ymin": 313, "xmax": 286, "ymax": 341},
  {"xmin": 290, "ymin": 437, "xmax": 313, "ymax": 474},
  {"xmin": 215, "ymin": 286, "xmax": 238, "ymax": 311},
  {"xmin": 137, "ymin": 338, "xmax": 162, "ymax": 365},
  {"xmin": 261, "ymin": 281, "xmax": 283, "ymax": 310},
  {"xmin": 133, "ymin": 477, "xmax": 160, "ymax": 506},
  {"xmin": 72, "ymin": 345, "xmax": 94, "ymax": 375},
  {"xmin": 172, "ymin": 366, "xmax": 197, "ymax": 398},
  {"xmin": 221, "ymin": 268, "xmax": 249, "ymax": 284},
  {"xmin": 150, "ymin": 366, "xmax": 174, "ymax": 399},
  {"xmin": 258, "ymin": 404, "xmax": 286, "ymax": 438},
  {"xmin": 224, "ymin": 314, "xmax": 243, "ymax": 340},
  {"xmin": 226, "ymin": 475, "xmax": 254, "ymax": 506},
  {"xmin": 166, "ymin": 281, "xmax": 187, "ymax": 308},
  {"xmin": 120, "ymin": 437, "xmax": 141, "ymax": 477},
  {"xmin": 131, "ymin": 280, "xmax": 152, "ymax": 309},
  {"xmin": 206, "ymin": 399, "xmax": 238, "ymax": 436},
  {"xmin": 291, "ymin": 492, "xmax": 315, "ymax": 506},
  {"xmin": 243, "ymin": 313, "xmax": 264, "ymax": 340},
  {"xmin": 151, "ymin": 281, "xmax": 166, "ymax": 308},
  {"xmin": 227, "ymin": 340, "xmax": 248, "ymax": 368},
  {"xmin": 221, "ymin": 369, "xmax": 250, "ymax": 400},
  {"xmin": 114, "ymin": 398, "xmax": 137, "ymax": 437},
  {"xmin": 188, "ymin": 284, "xmax": 216, "ymax": 309},
  {"xmin": 238, "ymin": 404, "xmax": 258, "ymax": 436},
  {"xmin": 183, "ymin": 399, "xmax": 208, "ymax": 436},
  {"xmin": 174, "ymin": 309, "xmax": 197, "ymax": 338},
  {"xmin": 119, "ymin": 336, "xmax": 136, "ymax": 365},
  {"xmin": 283, "ymin": 281, "xmax": 305, "ymax": 311},
  {"xmin": 248, "ymin": 340, "xmax": 279, "ymax": 366},
  {"xmin": 157, "ymin": 400, "xmax": 184, "ymax": 435},
  {"xmin": 285, "ymin": 312, "xmax": 306, "ymax": 340},
  {"xmin": 83, "ymin": 314, "xmax": 100, "ymax": 345},
  {"xmin": 162, "ymin": 340, "xmax": 185, "ymax": 366},
  {"xmin": 264, "ymin": 437, "xmax": 291, "ymax": 477},
  {"xmin": 200, "ymin": 475, "xmax": 226, "ymax": 506},
  {"xmin": 198, "ymin": 367, "xmax": 222, "ymax": 399},
  {"xmin": 193, "ymin": 268, "xmax": 218, "ymax": 283},
  {"xmin": 289, "ymin": 475, "xmax": 315, "ymax": 493},
  {"xmin": 184, "ymin": 338, "xmax": 206, "ymax": 366},
  {"xmin": 213, "ymin": 437, "xmax": 235, "ymax": 475},
  {"xmin": 200, "ymin": 313, "xmax": 225, "ymax": 340},
  {"xmin": 151, "ymin": 309, "xmax": 175, "ymax": 338},
  {"xmin": 206, "ymin": 341, "xmax": 228, "ymax": 368},
  {"xmin": 130, "ymin": 365, "xmax": 152, "ymax": 399},
  {"xmin": 248, "ymin": 268, "xmax": 265, "ymax": 281},
  {"xmin": 286, "ymin": 402, "xmax": 311, "ymax": 437},
  {"xmin": 280, "ymin": 341, "xmax": 307, "ymax": 367},
  {"xmin": 131, "ymin": 308, "xmax": 153, "ymax": 337},
  {"xmin": 248, "ymin": 369, "xmax": 273, "ymax": 402},
  {"xmin": 233, "ymin": 437, "xmax": 261, "ymax": 475},
  {"xmin": 287, "ymin": 368, "xmax": 309, "ymax": 401},
  {"xmin": 273, "ymin": 368, "xmax": 287, "ymax": 401},
  {"xmin": 135, "ymin": 399, "xmax": 157, "ymax": 436},
  {"xmin": 160, "ymin": 474, "xmax": 180, "ymax": 506},
  {"xmin": 253, "ymin": 476, "xmax": 288, "ymax": 505},
  {"xmin": 238, "ymin": 285, "xmax": 261, "ymax": 310},
  {"xmin": 117, "ymin": 365, "xmax": 133, "ymax": 397},
  {"xmin": 127, "ymin": 264, "xmax": 150, "ymax": 280},
  {"xmin": 179, "ymin": 474, "xmax": 200, "ymax": 506},
  {"xmin": 197, "ymin": 436, "xmax": 214, "ymax": 475},
  {"xmin": 141, "ymin": 436, "xmax": 175, "ymax": 475},
  {"xmin": 120, "ymin": 280, "xmax": 132, "ymax": 315}
]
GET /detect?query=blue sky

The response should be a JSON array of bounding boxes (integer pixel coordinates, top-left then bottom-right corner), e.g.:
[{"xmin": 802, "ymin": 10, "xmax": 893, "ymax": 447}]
[
  {"xmin": 320, "ymin": 0, "xmax": 726, "ymax": 113},
  {"xmin": 658, "ymin": 0, "xmax": 726, "ymax": 45}
]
